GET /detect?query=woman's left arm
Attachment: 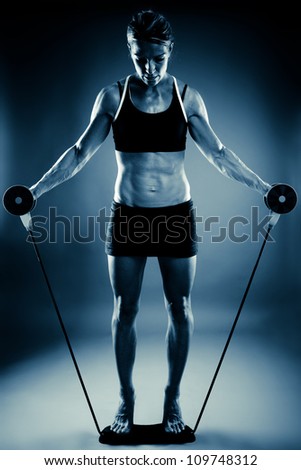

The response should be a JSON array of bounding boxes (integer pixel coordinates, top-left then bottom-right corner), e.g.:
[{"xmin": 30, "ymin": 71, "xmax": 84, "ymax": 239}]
[{"xmin": 186, "ymin": 87, "xmax": 271, "ymax": 196}]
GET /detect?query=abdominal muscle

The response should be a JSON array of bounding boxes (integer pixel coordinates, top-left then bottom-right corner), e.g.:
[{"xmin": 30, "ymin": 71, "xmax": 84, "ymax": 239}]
[{"xmin": 113, "ymin": 150, "xmax": 191, "ymax": 207}]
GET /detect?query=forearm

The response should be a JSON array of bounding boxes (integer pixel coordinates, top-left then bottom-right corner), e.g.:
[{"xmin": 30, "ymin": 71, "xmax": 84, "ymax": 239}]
[
  {"xmin": 187, "ymin": 92, "xmax": 271, "ymax": 196},
  {"xmin": 30, "ymin": 144, "xmax": 84, "ymax": 199},
  {"xmin": 213, "ymin": 146, "xmax": 271, "ymax": 195}
]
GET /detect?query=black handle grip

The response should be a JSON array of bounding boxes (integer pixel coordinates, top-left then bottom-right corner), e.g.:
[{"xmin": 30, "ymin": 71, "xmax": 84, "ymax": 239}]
[
  {"xmin": 264, "ymin": 183, "xmax": 297, "ymax": 214},
  {"xmin": 2, "ymin": 185, "xmax": 36, "ymax": 216}
]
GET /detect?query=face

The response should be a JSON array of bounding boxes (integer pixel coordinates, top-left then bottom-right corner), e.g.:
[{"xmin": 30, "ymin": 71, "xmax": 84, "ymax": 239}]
[{"xmin": 128, "ymin": 40, "xmax": 173, "ymax": 87}]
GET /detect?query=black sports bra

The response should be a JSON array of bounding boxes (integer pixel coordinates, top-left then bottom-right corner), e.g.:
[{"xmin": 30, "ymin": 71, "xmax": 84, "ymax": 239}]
[{"xmin": 112, "ymin": 75, "xmax": 188, "ymax": 153}]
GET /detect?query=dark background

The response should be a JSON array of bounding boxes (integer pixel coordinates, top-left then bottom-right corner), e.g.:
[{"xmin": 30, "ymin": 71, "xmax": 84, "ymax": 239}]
[{"xmin": 0, "ymin": 0, "xmax": 300, "ymax": 450}]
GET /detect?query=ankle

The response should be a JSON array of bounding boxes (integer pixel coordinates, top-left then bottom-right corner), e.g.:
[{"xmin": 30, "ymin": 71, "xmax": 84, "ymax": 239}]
[
  {"xmin": 120, "ymin": 386, "xmax": 135, "ymax": 401},
  {"xmin": 164, "ymin": 385, "xmax": 180, "ymax": 400}
]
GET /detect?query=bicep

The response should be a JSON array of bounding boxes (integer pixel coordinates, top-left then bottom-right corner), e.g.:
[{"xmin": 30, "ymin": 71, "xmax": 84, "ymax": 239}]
[
  {"xmin": 187, "ymin": 90, "xmax": 223, "ymax": 160},
  {"xmin": 76, "ymin": 88, "xmax": 115, "ymax": 160},
  {"xmin": 76, "ymin": 112, "xmax": 112, "ymax": 158}
]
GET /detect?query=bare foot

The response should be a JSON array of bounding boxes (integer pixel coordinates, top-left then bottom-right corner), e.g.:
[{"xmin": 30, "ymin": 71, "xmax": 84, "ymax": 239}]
[
  {"xmin": 110, "ymin": 390, "xmax": 135, "ymax": 434},
  {"xmin": 163, "ymin": 388, "xmax": 185, "ymax": 434}
]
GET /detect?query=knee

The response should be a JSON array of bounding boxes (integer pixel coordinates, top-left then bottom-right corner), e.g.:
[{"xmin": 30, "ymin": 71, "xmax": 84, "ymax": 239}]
[
  {"xmin": 112, "ymin": 296, "xmax": 139, "ymax": 326},
  {"xmin": 166, "ymin": 296, "xmax": 194, "ymax": 329}
]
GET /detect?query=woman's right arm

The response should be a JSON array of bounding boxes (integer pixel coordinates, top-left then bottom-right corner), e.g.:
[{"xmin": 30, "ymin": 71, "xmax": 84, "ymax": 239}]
[{"xmin": 30, "ymin": 85, "xmax": 117, "ymax": 199}]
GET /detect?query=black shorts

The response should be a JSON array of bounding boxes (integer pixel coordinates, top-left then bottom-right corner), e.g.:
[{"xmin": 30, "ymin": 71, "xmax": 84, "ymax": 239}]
[{"xmin": 105, "ymin": 199, "xmax": 198, "ymax": 258}]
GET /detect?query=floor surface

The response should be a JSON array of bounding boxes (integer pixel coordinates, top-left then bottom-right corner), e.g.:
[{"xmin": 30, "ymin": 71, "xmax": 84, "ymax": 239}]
[{"xmin": 1, "ymin": 316, "xmax": 300, "ymax": 450}]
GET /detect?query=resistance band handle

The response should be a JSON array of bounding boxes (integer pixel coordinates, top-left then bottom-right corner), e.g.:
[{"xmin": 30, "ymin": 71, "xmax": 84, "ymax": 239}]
[
  {"xmin": 2, "ymin": 185, "xmax": 36, "ymax": 216},
  {"xmin": 264, "ymin": 183, "xmax": 297, "ymax": 214}
]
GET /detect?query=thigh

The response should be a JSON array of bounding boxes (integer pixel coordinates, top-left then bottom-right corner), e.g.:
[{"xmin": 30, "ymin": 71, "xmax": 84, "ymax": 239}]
[
  {"xmin": 107, "ymin": 255, "xmax": 147, "ymax": 301},
  {"xmin": 158, "ymin": 256, "xmax": 197, "ymax": 303}
]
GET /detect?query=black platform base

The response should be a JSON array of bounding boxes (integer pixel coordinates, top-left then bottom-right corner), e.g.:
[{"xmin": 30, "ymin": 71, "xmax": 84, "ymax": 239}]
[{"xmin": 99, "ymin": 423, "xmax": 196, "ymax": 445}]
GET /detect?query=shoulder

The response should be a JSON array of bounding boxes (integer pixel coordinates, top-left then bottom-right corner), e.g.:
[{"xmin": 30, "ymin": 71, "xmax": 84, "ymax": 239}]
[
  {"xmin": 186, "ymin": 86, "xmax": 207, "ymax": 118},
  {"xmin": 172, "ymin": 76, "xmax": 186, "ymax": 97},
  {"xmin": 91, "ymin": 77, "xmax": 129, "ymax": 119},
  {"xmin": 174, "ymin": 77, "xmax": 208, "ymax": 120}
]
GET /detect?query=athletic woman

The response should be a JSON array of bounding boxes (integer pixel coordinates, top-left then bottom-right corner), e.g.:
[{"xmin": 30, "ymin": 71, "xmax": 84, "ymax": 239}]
[{"xmin": 29, "ymin": 10, "xmax": 271, "ymax": 434}]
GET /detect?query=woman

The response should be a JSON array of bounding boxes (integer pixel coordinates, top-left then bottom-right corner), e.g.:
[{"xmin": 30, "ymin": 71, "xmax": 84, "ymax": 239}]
[{"xmin": 30, "ymin": 10, "xmax": 271, "ymax": 434}]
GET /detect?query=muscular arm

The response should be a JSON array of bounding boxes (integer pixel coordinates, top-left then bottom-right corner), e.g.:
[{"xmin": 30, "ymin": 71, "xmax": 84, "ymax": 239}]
[
  {"xmin": 186, "ymin": 88, "xmax": 271, "ymax": 195},
  {"xmin": 30, "ymin": 86, "xmax": 117, "ymax": 199}
]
